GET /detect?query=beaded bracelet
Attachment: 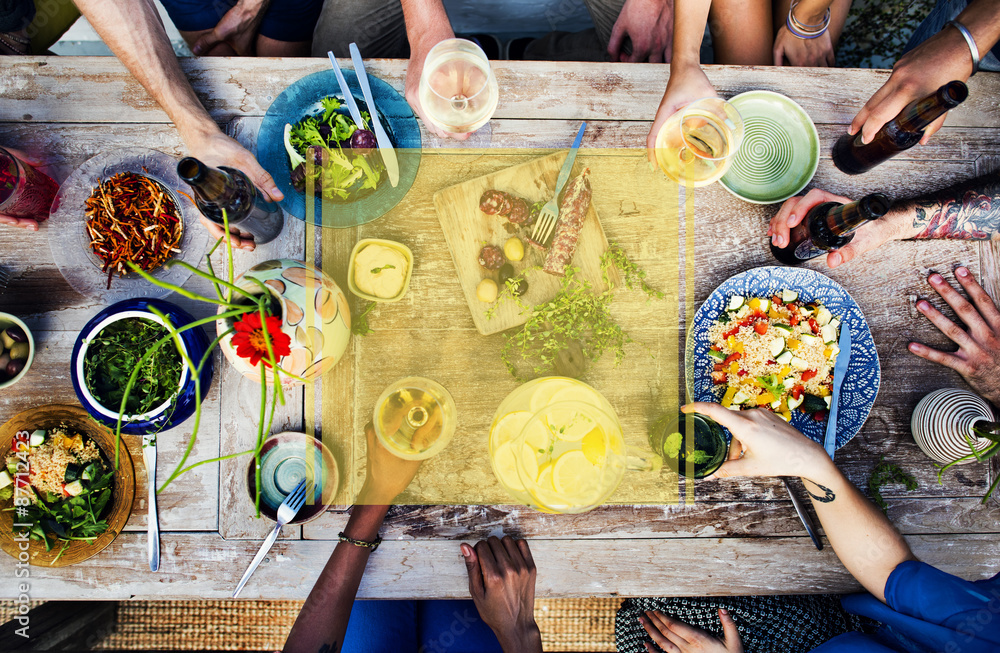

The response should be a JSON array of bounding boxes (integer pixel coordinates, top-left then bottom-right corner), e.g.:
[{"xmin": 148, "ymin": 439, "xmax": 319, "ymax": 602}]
[
  {"xmin": 339, "ymin": 531, "xmax": 382, "ymax": 551},
  {"xmin": 947, "ymin": 20, "xmax": 980, "ymax": 76},
  {"xmin": 787, "ymin": 2, "xmax": 831, "ymax": 40}
]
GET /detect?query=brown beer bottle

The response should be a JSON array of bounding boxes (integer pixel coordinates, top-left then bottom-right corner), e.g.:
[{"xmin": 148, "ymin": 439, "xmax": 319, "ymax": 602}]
[
  {"xmin": 771, "ymin": 193, "xmax": 891, "ymax": 265},
  {"xmin": 177, "ymin": 157, "xmax": 284, "ymax": 244},
  {"xmin": 833, "ymin": 81, "xmax": 968, "ymax": 175}
]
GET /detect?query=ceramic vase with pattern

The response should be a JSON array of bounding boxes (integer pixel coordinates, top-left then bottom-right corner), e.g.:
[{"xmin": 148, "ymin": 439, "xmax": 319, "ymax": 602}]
[
  {"xmin": 217, "ymin": 259, "xmax": 351, "ymax": 385},
  {"xmin": 910, "ymin": 388, "xmax": 996, "ymax": 465}
]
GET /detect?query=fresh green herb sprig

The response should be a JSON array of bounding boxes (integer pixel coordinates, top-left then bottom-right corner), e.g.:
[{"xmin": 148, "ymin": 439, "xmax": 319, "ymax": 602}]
[
  {"xmin": 497, "ymin": 246, "xmax": 662, "ymax": 381},
  {"xmin": 370, "ymin": 264, "xmax": 396, "ymax": 274},
  {"xmin": 868, "ymin": 457, "xmax": 918, "ymax": 513},
  {"xmin": 352, "ymin": 301, "xmax": 377, "ymax": 337},
  {"xmin": 83, "ymin": 319, "xmax": 183, "ymax": 417}
]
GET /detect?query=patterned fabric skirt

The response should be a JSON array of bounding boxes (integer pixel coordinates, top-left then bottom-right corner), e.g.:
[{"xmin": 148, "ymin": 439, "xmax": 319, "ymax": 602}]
[{"xmin": 616, "ymin": 595, "xmax": 879, "ymax": 653}]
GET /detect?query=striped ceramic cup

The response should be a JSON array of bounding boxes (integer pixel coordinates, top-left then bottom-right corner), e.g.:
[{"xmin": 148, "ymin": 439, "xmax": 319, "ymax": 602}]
[{"xmin": 910, "ymin": 388, "xmax": 996, "ymax": 465}]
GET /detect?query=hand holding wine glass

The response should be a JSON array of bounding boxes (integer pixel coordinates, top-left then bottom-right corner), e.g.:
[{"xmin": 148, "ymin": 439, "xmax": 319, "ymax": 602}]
[{"xmin": 417, "ymin": 38, "xmax": 499, "ymax": 147}]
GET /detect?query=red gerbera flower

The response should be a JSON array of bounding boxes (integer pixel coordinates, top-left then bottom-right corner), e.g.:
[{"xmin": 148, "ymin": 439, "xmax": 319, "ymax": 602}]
[{"xmin": 230, "ymin": 312, "xmax": 292, "ymax": 367}]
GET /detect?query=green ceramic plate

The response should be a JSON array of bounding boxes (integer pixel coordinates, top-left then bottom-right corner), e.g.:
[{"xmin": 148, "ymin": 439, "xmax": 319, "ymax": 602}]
[{"xmin": 720, "ymin": 91, "xmax": 819, "ymax": 205}]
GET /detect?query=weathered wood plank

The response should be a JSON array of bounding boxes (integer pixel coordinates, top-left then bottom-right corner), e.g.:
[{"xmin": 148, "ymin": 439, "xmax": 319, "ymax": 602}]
[
  {"xmin": 303, "ymin": 497, "xmax": 1000, "ymax": 541},
  {"xmin": 0, "ymin": 531, "xmax": 996, "ymax": 600},
  {"xmin": 2, "ymin": 58, "xmax": 998, "ymax": 127}
]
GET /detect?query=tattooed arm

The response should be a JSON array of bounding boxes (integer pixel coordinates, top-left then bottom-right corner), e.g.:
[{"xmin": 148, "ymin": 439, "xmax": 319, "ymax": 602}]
[
  {"xmin": 683, "ymin": 403, "xmax": 916, "ymax": 604},
  {"xmin": 768, "ymin": 172, "xmax": 1000, "ymax": 268}
]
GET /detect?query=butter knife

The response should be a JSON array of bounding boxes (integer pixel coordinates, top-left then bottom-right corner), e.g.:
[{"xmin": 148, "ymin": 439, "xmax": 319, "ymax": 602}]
[
  {"xmin": 349, "ymin": 43, "xmax": 400, "ymax": 188},
  {"xmin": 824, "ymin": 322, "xmax": 852, "ymax": 459},
  {"xmin": 142, "ymin": 432, "xmax": 159, "ymax": 572},
  {"xmin": 326, "ymin": 51, "xmax": 364, "ymax": 130},
  {"xmin": 782, "ymin": 477, "xmax": 823, "ymax": 550}
]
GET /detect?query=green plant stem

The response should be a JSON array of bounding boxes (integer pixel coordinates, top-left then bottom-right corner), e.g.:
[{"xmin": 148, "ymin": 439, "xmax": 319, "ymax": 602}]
[
  {"xmin": 156, "ymin": 328, "xmax": 231, "ymax": 494},
  {"xmin": 256, "ymin": 362, "xmax": 266, "ymax": 518},
  {"xmin": 125, "ymin": 262, "xmax": 245, "ymax": 309},
  {"xmin": 165, "ymin": 260, "xmax": 258, "ymax": 301},
  {"xmin": 168, "ymin": 447, "xmax": 257, "ymax": 477},
  {"xmin": 205, "ymin": 252, "xmax": 226, "ymax": 303},
  {"xmin": 112, "ymin": 310, "xmax": 245, "ymax": 467}
]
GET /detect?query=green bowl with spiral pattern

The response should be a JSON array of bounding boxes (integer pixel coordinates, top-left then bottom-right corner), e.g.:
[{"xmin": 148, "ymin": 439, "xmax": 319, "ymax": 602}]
[{"xmin": 720, "ymin": 91, "xmax": 819, "ymax": 205}]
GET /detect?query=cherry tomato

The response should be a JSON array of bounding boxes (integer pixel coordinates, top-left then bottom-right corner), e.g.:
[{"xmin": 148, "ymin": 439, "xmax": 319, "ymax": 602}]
[{"xmin": 801, "ymin": 369, "xmax": 817, "ymax": 382}]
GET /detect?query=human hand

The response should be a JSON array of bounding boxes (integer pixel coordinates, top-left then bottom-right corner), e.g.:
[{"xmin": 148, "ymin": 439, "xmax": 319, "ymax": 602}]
[
  {"xmin": 191, "ymin": 0, "xmax": 267, "ymax": 56},
  {"xmin": 849, "ymin": 26, "xmax": 974, "ymax": 146},
  {"xmin": 0, "ymin": 146, "xmax": 45, "ymax": 231},
  {"xmin": 910, "ymin": 267, "xmax": 1000, "ymax": 407},
  {"xmin": 773, "ymin": 25, "xmax": 835, "ymax": 67},
  {"xmin": 184, "ymin": 130, "xmax": 283, "ymax": 251},
  {"xmin": 767, "ymin": 188, "xmax": 910, "ymax": 268},
  {"xmin": 608, "ymin": 0, "xmax": 674, "ymax": 63},
  {"xmin": 461, "ymin": 536, "xmax": 541, "ymax": 652},
  {"xmin": 681, "ymin": 403, "xmax": 832, "ymax": 480},
  {"xmin": 404, "ymin": 28, "xmax": 471, "ymax": 141},
  {"xmin": 639, "ymin": 609, "xmax": 743, "ymax": 653},
  {"xmin": 646, "ymin": 64, "xmax": 716, "ymax": 163},
  {"xmin": 358, "ymin": 422, "xmax": 423, "ymax": 505}
]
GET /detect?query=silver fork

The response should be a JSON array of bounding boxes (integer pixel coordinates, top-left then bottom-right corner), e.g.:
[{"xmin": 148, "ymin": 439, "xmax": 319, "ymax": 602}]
[
  {"xmin": 530, "ymin": 122, "xmax": 586, "ymax": 246},
  {"xmin": 232, "ymin": 478, "xmax": 311, "ymax": 598}
]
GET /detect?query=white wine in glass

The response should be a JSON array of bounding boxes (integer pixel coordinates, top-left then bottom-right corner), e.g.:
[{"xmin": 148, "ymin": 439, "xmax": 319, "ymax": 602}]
[
  {"xmin": 654, "ymin": 98, "xmax": 743, "ymax": 187},
  {"xmin": 418, "ymin": 38, "xmax": 499, "ymax": 140}
]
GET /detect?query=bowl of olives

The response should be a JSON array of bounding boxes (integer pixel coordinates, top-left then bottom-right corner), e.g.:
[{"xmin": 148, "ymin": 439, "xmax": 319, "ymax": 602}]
[{"xmin": 0, "ymin": 313, "xmax": 33, "ymax": 389}]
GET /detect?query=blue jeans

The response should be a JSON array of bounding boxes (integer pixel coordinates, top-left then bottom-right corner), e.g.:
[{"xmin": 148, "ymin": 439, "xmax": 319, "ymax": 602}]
[
  {"xmin": 904, "ymin": 0, "xmax": 1000, "ymax": 71},
  {"xmin": 342, "ymin": 600, "xmax": 504, "ymax": 653}
]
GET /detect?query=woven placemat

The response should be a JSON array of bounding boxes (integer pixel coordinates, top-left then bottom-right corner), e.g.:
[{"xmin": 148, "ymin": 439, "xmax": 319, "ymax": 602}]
[{"xmin": 1, "ymin": 598, "xmax": 621, "ymax": 651}]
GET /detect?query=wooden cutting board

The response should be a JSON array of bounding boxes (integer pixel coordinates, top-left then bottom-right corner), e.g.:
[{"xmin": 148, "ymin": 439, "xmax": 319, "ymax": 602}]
[{"xmin": 434, "ymin": 152, "xmax": 617, "ymax": 336}]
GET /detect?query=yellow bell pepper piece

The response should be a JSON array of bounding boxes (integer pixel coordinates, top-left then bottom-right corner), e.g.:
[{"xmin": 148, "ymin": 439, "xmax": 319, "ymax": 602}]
[
  {"xmin": 768, "ymin": 308, "xmax": 781, "ymax": 320},
  {"xmin": 749, "ymin": 298, "xmax": 761, "ymax": 311},
  {"xmin": 721, "ymin": 386, "xmax": 737, "ymax": 408},
  {"xmin": 734, "ymin": 342, "xmax": 744, "ymax": 354},
  {"xmin": 786, "ymin": 339, "xmax": 801, "ymax": 351},
  {"xmin": 758, "ymin": 391, "xmax": 776, "ymax": 405},
  {"xmin": 727, "ymin": 336, "xmax": 737, "ymax": 349},
  {"xmin": 824, "ymin": 347, "xmax": 834, "ymax": 358},
  {"xmin": 779, "ymin": 410, "xmax": 792, "ymax": 422},
  {"xmin": 779, "ymin": 365, "xmax": 792, "ymax": 377},
  {"xmin": 729, "ymin": 362, "xmax": 739, "ymax": 374},
  {"xmin": 816, "ymin": 386, "xmax": 831, "ymax": 397}
]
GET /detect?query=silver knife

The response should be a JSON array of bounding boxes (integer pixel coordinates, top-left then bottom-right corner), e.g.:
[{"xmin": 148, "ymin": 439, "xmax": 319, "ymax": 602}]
[
  {"xmin": 326, "ymin": 51, "xmax": 365, "ymax": 129},
  {"xmin": 349, "ymin": 42, "xmax": 400, "ymax": 188},
  {"xmin": 142, "ymin": 433, "xmax": 159, "ymax": 572},
  {"xmin": 556, "ymin": 122, "xmax": 587, "ymax": 196},
  {"xmin": 782, "ymin": 477, "xmax": 823, "ymax": 550},
  {"xmin": 823, "ymin": 322, "xmax": 852, "ymax": 459}
]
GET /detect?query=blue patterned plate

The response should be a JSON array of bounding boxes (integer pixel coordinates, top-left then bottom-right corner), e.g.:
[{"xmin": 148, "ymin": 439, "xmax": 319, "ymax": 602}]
[
  {"xmin": 685, "ymin": 266, "xmax": 880, "ymax": 450},
  {"xmin": 257, "ymin": 69, "xmax": 421, "ymax": 228}
]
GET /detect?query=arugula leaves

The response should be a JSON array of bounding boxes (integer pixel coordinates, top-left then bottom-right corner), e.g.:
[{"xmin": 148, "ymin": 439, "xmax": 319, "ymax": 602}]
[{"xmin": 83, "ymin": 318, "xmax": 183, "ymax": 416}]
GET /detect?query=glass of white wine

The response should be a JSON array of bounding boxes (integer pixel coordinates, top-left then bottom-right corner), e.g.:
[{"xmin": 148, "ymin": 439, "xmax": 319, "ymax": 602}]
[
  {"xmin": 418, "ymin": 38, "xmax": 499, "ymax": 148},
  {"xmin": 654, "ymin": 97, "xmax": 744, "ymax": 187},
  {"xmin": 373, "ymin": 376, "xmax": 457, "ymax": 460}
]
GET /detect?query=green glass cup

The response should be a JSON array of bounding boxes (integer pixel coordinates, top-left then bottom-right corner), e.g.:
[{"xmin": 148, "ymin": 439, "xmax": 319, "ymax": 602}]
[{"xmin": 649, "ymin": 411, "xmax": 728, "ymax": 479}]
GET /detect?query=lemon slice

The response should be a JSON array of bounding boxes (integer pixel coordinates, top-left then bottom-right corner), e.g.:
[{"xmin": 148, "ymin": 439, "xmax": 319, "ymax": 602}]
[
  {"xmin": 519, "ymin": 443, "xmax": 539, "ymax": 483},
  {"xmin": 528, "ymin": 380, "xmax": 578, "ymax": 414},
  {"xmin": 493, "ymin": 442, "xmax": 524, "ymax": 492},
  {"xmin": 549, "ymin": 385, "xmax": 603, "ymax": 408},
  {"xmin": 581, "ymin": 427, "xmax": 607, "ymax": 466},
  {"xmin": 552, "ymin": 449, "xmax": 597, "ymax": 495},
  {"xmin": 547, "ymin": 408, "xmax": 597, "ymax": 442},
  {"xmin": 536, "ymin": 462, "xmax": 555, "ymax": 491},
  {"xmin": 522, "ymin": 418, "xmax": 552, "ymax": 452},
  {"xmin": 491, "ymin": 411, "xmax": 532, "ymax": 447}
]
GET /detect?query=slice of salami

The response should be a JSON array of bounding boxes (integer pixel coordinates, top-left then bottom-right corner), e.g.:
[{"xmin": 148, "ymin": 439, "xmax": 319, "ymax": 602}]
[
  {"xmin": 507, "ymin": 198, "xmax": 530, "ymax": 224},
  {"xmin": 479, "ymin": 189, "xmax": 506, "ymax": 215},
  {"xmin": 497, "ymin": 193, "xmax": 514, "ymax": 217},
  {"xmin": 542, "ymin": 168, "xmax": 592, "ymax": 277}
]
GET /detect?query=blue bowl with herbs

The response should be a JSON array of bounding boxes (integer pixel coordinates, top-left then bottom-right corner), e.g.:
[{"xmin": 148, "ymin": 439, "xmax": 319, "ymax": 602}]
[{"xmin": 70, "ymin": 298, "xmax": 213, "ymax": 435}]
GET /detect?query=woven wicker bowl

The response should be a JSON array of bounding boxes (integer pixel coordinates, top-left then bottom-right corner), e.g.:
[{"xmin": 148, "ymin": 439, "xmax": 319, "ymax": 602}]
[{"xmin": 0, "ymin": 404, "xmax": 135, "ymax": 567}]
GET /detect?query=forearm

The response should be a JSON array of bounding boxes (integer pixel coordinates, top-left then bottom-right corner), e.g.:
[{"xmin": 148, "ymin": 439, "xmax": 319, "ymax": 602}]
[
  {"xmin": 890, "ymin": 172, "xmax": 1000, "ymax": 240},
  {"xmin": 72, "ymin": 0, "xmax": 218, "ymax": 142},
  {"xmin": 800, "ymin": 459, "xmax": 914, "ymax": 602},
  {"xmin": 497, "ymin": 624, "xmax": 543, "ymax": 653},
  {"xmin": 955, "ymin": 0, "xmax": 1000, "ymax": 56},
  {"xmin": 400, "ymin": 0, "xmax": 454, "ymax": 51},
  {"xmin": 282, "ymin": 503, "xmax": 390, "ymax": 653},
  {"xmin": 789, "ymin": 0, "xmax": 834, "ymax": 26},
  {"xmin": 671, "ymin": 0, "xmax": 711, "ymax": 68}
]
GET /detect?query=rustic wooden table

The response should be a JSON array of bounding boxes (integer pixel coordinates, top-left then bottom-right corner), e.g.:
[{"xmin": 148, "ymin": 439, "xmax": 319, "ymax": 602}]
[{"xmin": 0, "ymin": 58, "xmax": 998, "ymax": 600}]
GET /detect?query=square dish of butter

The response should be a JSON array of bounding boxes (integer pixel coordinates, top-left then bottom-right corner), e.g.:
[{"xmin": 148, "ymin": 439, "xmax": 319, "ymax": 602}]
[{"xmin": 348, "ymin": 239, "xmax": 414, "ymax": 302}]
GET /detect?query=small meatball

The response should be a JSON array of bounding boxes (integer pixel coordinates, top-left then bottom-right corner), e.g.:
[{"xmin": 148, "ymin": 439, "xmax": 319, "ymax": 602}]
[
  {"xmin": 507, "ymin": 198, "xmax": 530, "ymax": 224},
  {"xmin": 479, "ymin": 189, "xmax": 506, "ymax": 215},
  {"xmin": 478, "ymin": 245, "xmax": 506, "ymax": 270},
  {"xmin": 477, "ymin": 278, "xmax": 498, "ymax": 303}
]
